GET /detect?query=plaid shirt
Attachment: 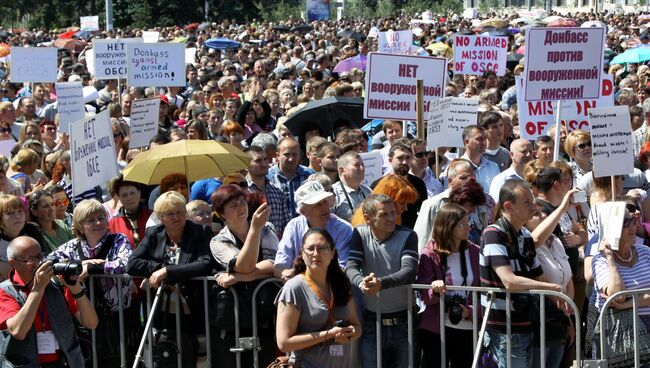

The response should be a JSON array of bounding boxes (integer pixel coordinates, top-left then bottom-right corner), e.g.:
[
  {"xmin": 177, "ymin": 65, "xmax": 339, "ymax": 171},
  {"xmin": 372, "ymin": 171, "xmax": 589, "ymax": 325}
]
[
  {"xmin": 267, "ymin": 165, "xmax": 315, "ymax": 217},
  {"xmin": 247, "ymin": 177, "xmax": 293, "ymax": 235}
]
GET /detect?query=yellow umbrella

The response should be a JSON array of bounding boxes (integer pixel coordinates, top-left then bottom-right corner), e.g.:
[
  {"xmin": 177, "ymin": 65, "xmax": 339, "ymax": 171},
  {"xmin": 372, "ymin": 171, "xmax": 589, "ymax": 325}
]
[
  {"xmin": 426, "ymin": 42, "xmax": 453, "ymax": 59},
  {"xmin": 122, "ymin": 140, "xmax": 251, "ymax": 185}
]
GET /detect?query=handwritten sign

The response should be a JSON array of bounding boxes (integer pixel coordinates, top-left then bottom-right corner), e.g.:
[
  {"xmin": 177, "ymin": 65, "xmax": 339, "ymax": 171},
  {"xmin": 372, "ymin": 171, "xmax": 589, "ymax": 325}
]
[
  {"xmin": 516, "ymin": 75, "xmax": 614, "ymax": 140},
  {"xmin": 80, "ymin": 16, "xmax": 99, "ymax": 32},
  {"xmin": 453, "ymin": 35, "xmax": 508, "ymax": 76},
  {"xmin": 589, "ymin": 105, "xmax": 634, "ymax": 178},
  {"xmin": 360, "ymin": 150, "xmax": 382, "ymax": 187},
  {"xmin": 378, "ymin": 30, "xmax": 413, "ymax": 55},
  {"xmin": 427, "ymin": 97, "xmax": 478, "ymax": 148},
  {"xmin": 126, "ymin": 43, "xmax": 185, "ymax": 87},
  {"xmin": 597, "ymin": 201, "xmax": 626, "ymax": 251},
  {"xmin": 92, "ymin": 38, "xmax": 142, "ymax": 79},
  {"xmin": 55, "ymin": 82, "xmax": 85, "ymax": 134},
  {"xmin": 129, "ymin": 98, "xmax": 160, "ymax": 148},
  {"xmin": 70, "ymin": 111, "xmax": 118, "ymax": 197},
  {"xmin": 142, "ymin": 31, "xmax": 159, "ymax": 43},
  {"xmin": 9, "ymin": 47, "xmax": 57, "ymax": 83},
  {"xmin": 524, "ymin": 27, "xmax": 605, "ymax": 101},
  {"xmin": 364, "ymin": 53, "xmax": 447, "ymax": 120}
]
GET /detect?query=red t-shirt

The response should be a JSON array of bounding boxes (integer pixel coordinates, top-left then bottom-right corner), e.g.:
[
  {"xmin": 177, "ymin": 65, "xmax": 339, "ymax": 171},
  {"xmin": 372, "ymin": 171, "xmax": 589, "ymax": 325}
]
[{"xmin": 0, "ymin": 271, "xmax": 78, "ymax": 363}]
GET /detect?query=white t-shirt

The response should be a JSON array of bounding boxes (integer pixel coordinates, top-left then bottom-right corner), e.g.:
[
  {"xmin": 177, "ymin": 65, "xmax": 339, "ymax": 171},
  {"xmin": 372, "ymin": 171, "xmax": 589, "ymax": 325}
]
[{"xmin": 443, "ymin": 251, "xmax": 474, "ymax": 330}]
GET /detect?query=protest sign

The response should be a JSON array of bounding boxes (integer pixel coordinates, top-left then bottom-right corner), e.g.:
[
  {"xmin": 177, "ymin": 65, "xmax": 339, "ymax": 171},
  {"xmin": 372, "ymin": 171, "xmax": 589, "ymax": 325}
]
[
  {"xmin": 597, "ymin": 201, "xmax": 626, "ymax": 251},
  {"xmin": 185, "ymin": 47, "xmax": 197, "ymax": 65},
  {"xmin": 127, "ymin": 43, "xmax": 185, "ymax": 87},
  {"xmin": 129, "ymin": 98, "xmax": 160, "ymax": 148},
  {"xmin": 9, "ymin": 47, "xmax": 57, "ymax": 83},
  {"xmin": 56, "ymin": 82, "xmax": 85, "ymax": 134},
  {"xmin": 93, "ymin": 38, "xmax": 142, "ymax": 79},
  {"xmin": 142, "ymin": 31, "xmax": 159, "ymax": 43},
  {"xmin": 364, "ymin": 53, "xmax": 446, "ymax": 120},
  {"xmin": 516, "ymin": 75, "xmax": 614, "ymax": 140},
  {"xmin": 0, "ymin": 140, "xmax": 14, "ymax": 158},
  {"xmin": 427, "ymin": 97, "xmax": 478, "ymax": 148},
  {"xmin": 453, "ymin": 34, "xmax": 508, "ymax": 76},
  {"xmin": 378, "ymin": 30, "xmax": 413, "ymax": 55},
  {"xmin": 360, "ymin": 150, "xmax": 382, "ymax": 187},
  {"xmin": 70, "ymin": 111, "xmax": 118, "ymax": 197},
  {"xmin": 524, "ymin": 27, "xmax": 605, "ymax": 101},
  {"xmin": 80, "ymin": 16, "xmax": 99, "ymax": 31},
  {"xmin": 306, "ymin": 0, "xmax": 330, "ymax": 21},
  {"xmin": 589, "ymin": 105, "xmax": 634, "ymax": 178}
]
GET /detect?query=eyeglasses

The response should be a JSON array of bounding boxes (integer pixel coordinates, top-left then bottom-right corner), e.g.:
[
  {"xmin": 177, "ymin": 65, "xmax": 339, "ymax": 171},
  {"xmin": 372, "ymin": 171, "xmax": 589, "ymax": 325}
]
[
  {"xmin": 192, "ymin": 211, "xmax": 212, "ymax": 218},
  {"xmin": 14, "ymin": 254, "xmax": 43, "ymax": 264},
  {"xmin": 0, "ymin": 128, "xmax": 9, "ymax": 134},
  {"xmin": 627, "ymin": 204, "xmax": 640, "ymax": 213},
  {"xmin": 577, "ymin": 141, "xmax": 591, "ymax": 150},
  {"xmin": 44, "ymin": 127, "xmax": 57, "ymax": 132},
  {"xmin": 414, "ymin": 151, "xmax": 429, "ymax": 159},
  {"xmin": 303, "ymin": 245, "xmax": 331, "ymax": 255},
  {"xmin": 162, "ymin": 210, "xmax": 186, "ymax": 219},
  {"xmin": 54, "ymin": 198, "xmax": 69, "ymax": 207},
  {"xmin": 623, "ymin": 216, "xmax": 636, "ymax": 228}
]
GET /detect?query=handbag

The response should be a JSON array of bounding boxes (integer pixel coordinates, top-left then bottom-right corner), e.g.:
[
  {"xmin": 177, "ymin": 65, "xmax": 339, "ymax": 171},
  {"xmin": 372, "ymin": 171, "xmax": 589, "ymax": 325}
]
[
  {"xmin": 266, "ymin": 355, "xmax": 294, "ymax": 368},
  {"xmin": 591, "ymin": 307, "xmax": 650, "ymax": 367}
]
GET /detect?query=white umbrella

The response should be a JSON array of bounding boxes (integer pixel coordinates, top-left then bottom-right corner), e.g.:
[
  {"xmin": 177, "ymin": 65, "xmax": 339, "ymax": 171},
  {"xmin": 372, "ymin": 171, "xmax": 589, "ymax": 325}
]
[
  {"xmin": 542, "ymin": 15, "xmax": 564, "ymax": 23},
  {"xmin": 581, "ymin": 20, "xmax": 606, "ymax": 28}
]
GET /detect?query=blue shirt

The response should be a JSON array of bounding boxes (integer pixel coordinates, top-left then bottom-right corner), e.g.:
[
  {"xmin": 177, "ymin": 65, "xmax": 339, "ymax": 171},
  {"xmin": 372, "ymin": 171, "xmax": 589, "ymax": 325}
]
[
  {"xmin": 190, "ymin": 178, "xmax": 222, "ymax": 204},
  {"xmin": 274, "ymin": 214, "xmax": 353, "ymax": 269},
  {"xmin": 461, "ymin": 154, "xmax": 501, "ymax": 194},
  {"xmin": 267, "ymin": 165, "xmax": 315, "ymax": 216}
]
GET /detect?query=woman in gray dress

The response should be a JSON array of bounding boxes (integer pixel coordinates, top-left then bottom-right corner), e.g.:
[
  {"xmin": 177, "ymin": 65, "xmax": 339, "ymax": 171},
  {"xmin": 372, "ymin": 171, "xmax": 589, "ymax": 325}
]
[{"xmin": 275, "ymin": 228, "xmax": 362, "ymax": 368}]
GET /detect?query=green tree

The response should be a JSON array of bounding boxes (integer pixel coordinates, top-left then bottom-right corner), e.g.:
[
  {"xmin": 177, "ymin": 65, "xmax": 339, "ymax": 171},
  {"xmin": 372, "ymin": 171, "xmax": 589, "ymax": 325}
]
[{"xmin": 377, "ymin": 0, "xmax": 397, "ymax": 17}]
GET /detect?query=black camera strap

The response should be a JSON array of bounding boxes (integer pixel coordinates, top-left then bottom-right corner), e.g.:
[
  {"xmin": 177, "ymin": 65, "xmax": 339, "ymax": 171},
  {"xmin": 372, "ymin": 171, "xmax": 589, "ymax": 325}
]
[{"xmin": 440, "ymin": 247, "xmax": 468, "ymax": 287}]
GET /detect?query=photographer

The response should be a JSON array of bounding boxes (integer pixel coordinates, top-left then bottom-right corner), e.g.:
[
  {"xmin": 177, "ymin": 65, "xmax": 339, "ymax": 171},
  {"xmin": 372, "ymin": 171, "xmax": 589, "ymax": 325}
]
[
  {"xmin": 0, "ymin": 236, "xmax": 98, "ymax": 367},
  {"xmin": 417, "ymin": 203, "xmax": 481, "ymax": 368}
]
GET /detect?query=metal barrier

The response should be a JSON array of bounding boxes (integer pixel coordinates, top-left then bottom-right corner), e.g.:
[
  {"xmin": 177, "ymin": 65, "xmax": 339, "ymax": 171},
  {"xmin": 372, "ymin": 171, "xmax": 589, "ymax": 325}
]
[
  {"xmin": 596, "ymin": 288, "xmax": 650, "ymax": 367},
  {"xmin": 372, "ymin": 284, "xmax": 582, "ymax": 368}
]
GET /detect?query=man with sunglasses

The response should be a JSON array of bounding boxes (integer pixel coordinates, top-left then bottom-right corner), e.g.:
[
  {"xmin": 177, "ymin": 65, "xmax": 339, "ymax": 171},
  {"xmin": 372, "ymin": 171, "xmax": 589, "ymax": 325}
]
[
  {"xmin": 0, "ymin": 236, "xmax": 98, "ymax": 367},
  {"xmin": 409, "ymin": 138, "xmax": 443, "ymax": 198}
]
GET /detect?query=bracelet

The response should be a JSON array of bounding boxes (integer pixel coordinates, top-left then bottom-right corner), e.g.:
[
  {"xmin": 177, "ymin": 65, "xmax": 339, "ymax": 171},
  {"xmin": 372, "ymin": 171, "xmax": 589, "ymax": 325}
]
[{"xmin": 71, "ymin": 290, "xmax": 85, "ymax": 299}]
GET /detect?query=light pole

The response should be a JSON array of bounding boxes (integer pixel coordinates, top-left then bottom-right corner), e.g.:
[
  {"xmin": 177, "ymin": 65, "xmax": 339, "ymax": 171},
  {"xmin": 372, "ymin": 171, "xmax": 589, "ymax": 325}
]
[{"xmin": 105, "ymin": 0, "xmax": 113, "ymax": 31}]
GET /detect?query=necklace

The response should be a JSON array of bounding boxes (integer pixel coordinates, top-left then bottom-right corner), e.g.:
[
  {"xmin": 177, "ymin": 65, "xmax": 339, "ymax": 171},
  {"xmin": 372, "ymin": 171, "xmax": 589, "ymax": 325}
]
[{"xmin": 613, "ymin": 247, "xmax": 635, "ymax": 263}]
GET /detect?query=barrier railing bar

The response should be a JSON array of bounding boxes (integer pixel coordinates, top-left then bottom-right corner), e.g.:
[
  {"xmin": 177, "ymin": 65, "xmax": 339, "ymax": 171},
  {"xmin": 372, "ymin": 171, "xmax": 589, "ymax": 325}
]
[
  {"xmin": 407, "ymin": 288, "xmax": 413, "ymax": 368},
  {"xmin": 472, "ymin": 292, "xmax": 494, "ymax": 368},
  {"xmin": 175, "ymin": 289, "xmax": 182, "ymax": 368},
  {"xmin": 132, "ymin": 286, "xmax": 164, "ymax": 368},
  {"xmin": 251, "ymin": 278, "xmax": 283, "ymax": 367},
  {"xmin": 117, "ymin": 280, "xmax": 126, "ymax": 368},
  {"xmin": 439, "ymin": 293, "xmax": 446, "ymax": 368},
  {"xmin": 376, "ymin": 290, "xmax": 382, "ymax": 368},
  {"xmin": 203, "ymin": 278, "xmax": 212, "ymax": 367},
  {"xmin": 506, "ymin": 292, "xmax": 512, "ymax": 368},
  {"xmin": 90, "ymin": 279, "xmax": 97, "ymax": 368},
  {"xmin": 472, "ymin": 290, "xmax": 478, "ymax": 350},
  {"xmin": 145, "ymin": 286, "xmax": 153, "ymax": 367},
  {"xmin": 633, "ymin": 294, "xmax": 640, "ymax": 368},
  {"xmin": 540, "ymin": 293, "xmax": 546, "ymax": 368}
]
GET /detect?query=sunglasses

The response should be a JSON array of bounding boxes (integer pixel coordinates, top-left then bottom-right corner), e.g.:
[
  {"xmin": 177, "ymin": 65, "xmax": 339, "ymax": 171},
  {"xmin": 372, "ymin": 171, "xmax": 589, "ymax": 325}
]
[
  {"xmin": 627, "ymin": 204, "xmax": 639, "ymax": 213},
  {"xmin": 54, "ymin": 198, "xmax": 69, "ymax": 207},
  {"xmin": 414, "ymin": 151, "xmax": 429, "ymax": 159},
  {"xmin": 623, "ymin": 216, "xmax": 636, "ymax": 228},
  {"xmin": 44, "ymin": 127, "xmax": 56, "ymax": 132},
  {"xmin": 577, "ymin": 141, "xmax": 591, "ymax": 150}
]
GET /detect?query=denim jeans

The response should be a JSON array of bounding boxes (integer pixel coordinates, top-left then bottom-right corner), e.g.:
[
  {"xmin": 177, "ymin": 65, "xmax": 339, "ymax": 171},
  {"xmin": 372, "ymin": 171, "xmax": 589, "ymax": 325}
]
[
  {"xmin": 532, "ymin": 343, "xmax": 565, "ymax": 368},
  {"xmin": 361, "ymin": 314, "xmax": 410, "ymax": 368},
  {"xmin": 485, "ymin": 329, "xmax": 534, "ymax": 368}
]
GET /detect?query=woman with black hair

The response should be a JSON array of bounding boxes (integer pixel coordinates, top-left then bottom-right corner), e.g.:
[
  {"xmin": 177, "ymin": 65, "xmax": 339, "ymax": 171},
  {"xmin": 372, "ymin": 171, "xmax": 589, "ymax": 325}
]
[{"xmin": 275, "ymin": 228, "xmax": 362, "ymax": 367}]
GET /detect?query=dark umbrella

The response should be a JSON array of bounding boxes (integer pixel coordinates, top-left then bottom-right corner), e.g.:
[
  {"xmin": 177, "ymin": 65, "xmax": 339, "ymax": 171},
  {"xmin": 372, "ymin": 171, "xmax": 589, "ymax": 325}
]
[
  {"xmin": 198, "ymin": 22, "xmax": 212, "ymax": 31},
  {"xmin": 284, "ymin": 97, "xmax": 370, "ymax": 139},
  {"xmin": 204, "ymin": 38, "xmax": 240, "ymax": 50},
  {"xmin": 506, "ymin": 52, "xmax": 524, "ymax": 70},
  {"xmin": 291, "ymin": 24, "xmax": 312, "ymax": 33},
  {"xmin": 272, "ymin": 25, "xmax": 291, "ymax": 32},
  {"xmin": 337, "ymin": 30, "xmax": 366, "ymax": 42}
]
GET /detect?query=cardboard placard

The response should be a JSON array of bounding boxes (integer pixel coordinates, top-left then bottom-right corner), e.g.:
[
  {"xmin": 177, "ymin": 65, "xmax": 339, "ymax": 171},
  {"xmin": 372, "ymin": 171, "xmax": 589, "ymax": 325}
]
[
  {"xmin": 70, "ymin": 111, "xmax": 118, "ymax": 197},
  {"xmin": 80, "ymin": 16, "xmax": 99, "ymax": 32},
  {"xmin": 126, "ymin": 43, "xmax": 186, "ymax": 87},
  {"xmin": 142, "ymin": 31, "xmax": 159, "ymax": 43},
  {"xmin": 55, "ymin": 82, "xmax": 86, "ymax": 134},
  {"xmin": 378, "ymin": 30, "xmax": 413, "ymax": 55},
  {"xmin": 589, "ymin": 105, "xmax": 634, "ymax": 178},
  {"xmin": 9, "ymin": 47, "xmax": 57, "ymax": 83},
  {"xmin": 360, "ymin": 150, "xmax": 382, "ymax": 187},
  {"xmin": 427, "ymin": 97, "xmax": 478, "ymax": 148},
  {"xmin": 597, "ymin": 201, "xmax": 626, "ymax": 251},
  {"xmin": 524, "ymin": 27, "xmax": 605, "ymax": 101},
  {"xmin": 364, "ymin": 52, "xmax": 447, "ymax": 120},
  {"xmin": 129, "ymin": 98, "xmax": 160, "ymax": 148},
  {"xmin": 92, "ymin": 38, "xmax": 142, "ymax": 79},
  {"xmin": 453, "ymin": 34, "xmax": 508, "ymax": 76}
]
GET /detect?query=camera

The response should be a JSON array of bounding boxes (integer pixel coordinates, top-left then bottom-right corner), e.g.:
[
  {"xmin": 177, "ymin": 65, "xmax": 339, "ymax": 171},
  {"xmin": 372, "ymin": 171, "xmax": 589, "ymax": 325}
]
[
  {"xmin": 445, "ymin": 294, "xmax": 467, "ymax": 325},
  {"xmin": 40, "ymin": 256, "xmax": 82, "ymax": 284}
]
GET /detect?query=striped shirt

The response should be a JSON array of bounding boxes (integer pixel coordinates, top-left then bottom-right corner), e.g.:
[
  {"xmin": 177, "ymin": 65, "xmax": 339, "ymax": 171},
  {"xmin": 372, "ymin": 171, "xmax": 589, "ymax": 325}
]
[{"xmin": 480, "ymin": 221, "xmax": 543, "ymax": 333}]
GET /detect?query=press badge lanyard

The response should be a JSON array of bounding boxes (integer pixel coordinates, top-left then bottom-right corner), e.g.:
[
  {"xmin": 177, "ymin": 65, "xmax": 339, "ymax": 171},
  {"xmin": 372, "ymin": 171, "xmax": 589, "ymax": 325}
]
[
  {"xmin": 340, "ymin": 183, "xmax": 366, "ymax": 214},
  {"xmin": 304, "ymin": 271, "xmax": 334, "ymax": 324}
]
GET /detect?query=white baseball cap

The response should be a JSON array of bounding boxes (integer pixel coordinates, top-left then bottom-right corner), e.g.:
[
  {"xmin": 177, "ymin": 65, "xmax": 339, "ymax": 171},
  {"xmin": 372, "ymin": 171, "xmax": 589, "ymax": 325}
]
[{"xmin": 294, "ymin": 181, "xmax": 333, "ymax": 210}]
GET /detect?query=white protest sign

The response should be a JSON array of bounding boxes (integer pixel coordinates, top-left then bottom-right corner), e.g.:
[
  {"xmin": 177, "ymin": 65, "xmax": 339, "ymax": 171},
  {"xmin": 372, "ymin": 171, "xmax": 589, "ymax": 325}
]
[
  {"xmin": 364, "ymin": 53, "xmax": 446, "ymax": 120},
  {"xmin": 516, "ymin": 75, "xmax": 615, "ymax": 140},
  {"xmin": 427, "ymin": 97, "xmax": 478, "ymax": 148},
  {"xmin": 85, "ymin": 50, "xmax": 95, "ymax": 76},
  {"xmin": 9, "ymin": 47, "xmax": 57, "ymax": 83},
  {"xmin": 185, "ymin": 47, "xmax": 197, "ymax": 65},
  {"xmin": 0, "ymin": 140, "xmax": 15, "ymax": 158},
  {"xmin": 70, "ymin": 110, "xmax": 118, "ymax": 197},
  {"xmin": 524, "ymin": 27, "xmax": 605, "ymax": 101},
  {"xmin": 453, "ymin": 34, "xmax": 508, "ymax": 76},
  {"xmin": 378, "ymin": 30, "xmax": 413, "ymax": 55},
  {"xmin": 80, "ymin": 16, "xmax": 99, "ymax": 32},
  {"xmin": 129, "ymin": 98, "xmax": 160, "ymax": 148},
  {"xmin": 597, "ymin": 201, "xmax": 626, "ymax": 251},
  {"xmin": 142, "ymin": 31, "xmax": 159, "ymax": 43},
  {"xmin": 360, "ymin": 150, "xmax": 382, "ymax": 187},
  {"xmin": 55, "ymin": 82, "xmax": 85, "ymax": 134},
  {"xmin": 589, "ymin": 105, "xmax": 634, "ymax": 178},
  {"xmin": 127, "ymin": 43, "xmax": 186, "ymax": 87},
  {"xmin": 93, "ymin": 38, "xmax": 143, "ymax": 79}
]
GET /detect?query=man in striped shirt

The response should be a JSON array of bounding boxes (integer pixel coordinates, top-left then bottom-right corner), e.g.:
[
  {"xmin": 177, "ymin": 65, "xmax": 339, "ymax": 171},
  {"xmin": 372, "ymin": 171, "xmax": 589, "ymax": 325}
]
[{"xmin": 480, "ymin": 179, "xmax": 562, "ymax": 368}]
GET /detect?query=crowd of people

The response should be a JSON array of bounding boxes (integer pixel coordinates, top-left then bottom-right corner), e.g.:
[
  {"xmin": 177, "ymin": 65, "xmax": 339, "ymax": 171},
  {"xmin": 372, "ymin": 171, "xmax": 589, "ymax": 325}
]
[{"xmin": 1, "ymin": 6, "xmax": 650, "ymax": 368}]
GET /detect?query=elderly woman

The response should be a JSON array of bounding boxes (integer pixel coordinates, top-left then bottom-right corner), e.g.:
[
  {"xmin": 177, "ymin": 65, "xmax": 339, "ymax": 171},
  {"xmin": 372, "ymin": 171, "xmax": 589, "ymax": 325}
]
[
  {"xmin": 50, "ymin": 199, "xmax": 134, "ymax": 366},
  {"xmin": 209, "ymin": 184, "xmax": 278, "ymax": 366},
  {"xmin": 8, "ymin": 148, "xmax": 41, "ymax": 194},
  {"xmin": 127, "ymin": 191, "xmax": 213, "ymax": 368},
  {"xmin": 108, "ymin": 178, "xmax": 152, "ymax": 249},
  {"xmin": 147, "ymin": 173, "xmax": 190, "ymax": 227},
  {"xmin": 564, "ymin": 129, "xmax": 592, "ymax": 186},
  {"xmin": 0, "ymin": 194, "xmax": 45, "ymax": 281},
  {"xmin": 186, "ymin": 199, "xmax": 221, "ymax": 234},
  {"xmin": 29, "ymin": 189, "xmax": 73, "ymax": 254}
]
